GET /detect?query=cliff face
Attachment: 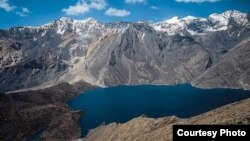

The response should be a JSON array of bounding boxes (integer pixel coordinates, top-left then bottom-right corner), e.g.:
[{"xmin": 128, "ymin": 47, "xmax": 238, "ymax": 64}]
[
  {"xmin": 0, "ymin": 11, "xmax": 250, "ymax": 92},
  {"xmin": 78, "ymin": 98, "xmax": 250, "ymax": 141},
  {"xmin": 193, "ymin": 38, "xmax": 250, "ymax": 90}
]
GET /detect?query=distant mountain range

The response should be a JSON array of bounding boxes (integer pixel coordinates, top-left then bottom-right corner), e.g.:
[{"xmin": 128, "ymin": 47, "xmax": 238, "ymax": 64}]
[{"xmin": 0, "ymin": 10, "xmax": 250, "ymax": 92}]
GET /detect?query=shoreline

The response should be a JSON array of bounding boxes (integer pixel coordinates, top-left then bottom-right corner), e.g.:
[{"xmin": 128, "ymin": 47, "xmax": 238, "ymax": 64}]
[{"xmin": 1, "ymin": 81, "xmax": 249, "ymax": 140}]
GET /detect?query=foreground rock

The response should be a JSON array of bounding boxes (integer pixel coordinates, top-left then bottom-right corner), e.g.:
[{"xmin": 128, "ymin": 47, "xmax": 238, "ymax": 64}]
[
  {"xmin": 39, "ymin": 110, "xmax": 82, "ymax": 141},
  {"xmin": 79, "ymin": 98, "xmax": 250, "ymax": 141},
  {"xmin": 0, "ymin": 81, "xmax": 95, "ymax": 141}
]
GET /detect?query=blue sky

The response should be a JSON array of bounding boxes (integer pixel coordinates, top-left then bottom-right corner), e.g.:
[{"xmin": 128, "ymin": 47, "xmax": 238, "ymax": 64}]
[{"xmin": 0, "ymin": 0, "xmax": 249, "ymax": 29}]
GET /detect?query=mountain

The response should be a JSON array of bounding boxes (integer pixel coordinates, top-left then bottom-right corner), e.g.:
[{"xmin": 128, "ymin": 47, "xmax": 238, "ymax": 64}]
[
  {"xmin": 153, "ymin": 10, "xmax": 249, "ymax": 36},
  {"xmin": 193, "ymin": 37, "xmax": 250, "ymax": 89},
  {"xmin": 0, "ymin": 10, "xmax": 250, "ymax": 92}
]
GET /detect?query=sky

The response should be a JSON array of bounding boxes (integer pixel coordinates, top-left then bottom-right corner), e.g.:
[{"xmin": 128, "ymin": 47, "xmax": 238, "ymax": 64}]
[{"xmin": 0, "ymin": 0, "xmax": 249, "ymax": 29}]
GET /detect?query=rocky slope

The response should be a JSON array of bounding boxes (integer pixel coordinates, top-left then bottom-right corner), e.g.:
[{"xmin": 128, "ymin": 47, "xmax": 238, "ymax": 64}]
[
  {"xmin": 77, "ymin": 97, "xmax": 250, "ymax": 141},
  {"xmin": 0, "ymin": 81, "xmax": 95, "ymax": 141},
  {"xmin": 193, "ymin": 38, "xmax": 250, "ymax": 89},
  {"xmin": 0, "ymin": 10, "xmax": 250, "ymax": 92}
]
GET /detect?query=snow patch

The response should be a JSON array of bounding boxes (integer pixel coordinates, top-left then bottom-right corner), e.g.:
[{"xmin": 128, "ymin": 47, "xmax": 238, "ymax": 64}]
[{"xmin": 153, "ymin": 10, "xmax": 249, "ymax": 35}]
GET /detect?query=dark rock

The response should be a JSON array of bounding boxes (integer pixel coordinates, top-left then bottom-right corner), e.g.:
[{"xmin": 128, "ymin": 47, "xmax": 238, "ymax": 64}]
[{"xmin": 0, "ymin": 82, "xmax": 95, "ymax": 141}]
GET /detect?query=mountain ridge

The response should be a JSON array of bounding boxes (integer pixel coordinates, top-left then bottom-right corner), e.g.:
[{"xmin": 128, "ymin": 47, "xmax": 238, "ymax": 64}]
[
  {"xmin": 8, "ymin": 10, "xmax": 249, "ymax": 35},
  {"xmin": 0, "ymin": 10, "xmax": 250, "ymax": 92}
]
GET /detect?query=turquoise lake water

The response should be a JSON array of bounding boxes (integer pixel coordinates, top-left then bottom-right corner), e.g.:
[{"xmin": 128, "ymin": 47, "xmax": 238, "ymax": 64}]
[{"xmin": 67, "ymin": 84, "xmax": 250, "ymax": 137}]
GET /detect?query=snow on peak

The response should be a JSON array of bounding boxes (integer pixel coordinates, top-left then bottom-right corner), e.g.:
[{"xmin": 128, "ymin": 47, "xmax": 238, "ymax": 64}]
[
  {"xmin": 208, "ymin": 10, "xmax": 248, "ymax": 30},
  {"xmin": 228, "ymin": 10, "xmax": 248, "ymax": 25},
  {"xmin": 11, "ymin": 11, "xmax": 249, "ymax": 37},
  {"xmin": 41, "ymin": 17, "xmax": 103, "ymax": 35},
  {"xmin": 72, "ymin": 17, "xmax": 104, "ymax": 35},
  {"xmin": 153, "ymin": 11, "xmax": 249, "ymax": 35},
  {"xmin": 208, "ymin": 12, "xmax": 230, "ymax": 31},
  {"xmin": 209, "ymin": 10, "xmax": 247, "ymax": 24},
  {"xmin": 84, "ymin": 17, "xmax": 97, "ymax": 22},
  {"xmin": 182, "ymin": 16, "xmax": 199, "ymax": 23},
  {"xmin": 164, "ymin": 16, "xmax": 180, "ymax": 24},
  {"xmin": 153, "ymin": 16, "xmax": 185, "ymax": 35}
]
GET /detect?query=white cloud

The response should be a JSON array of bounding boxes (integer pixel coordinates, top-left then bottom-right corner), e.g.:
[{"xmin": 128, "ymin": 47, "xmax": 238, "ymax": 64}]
[
  {"xmin": 0, "ymin": 0, "xmax": 16, "ymax": 12},
  {"xmin": 89, "ymin": 0, "xmax": 107, "ymax": 10},
  {"xmin": 105, "ymin": 7, "xmax": 130, "ymax": 17},
  {"xmin": 63, "ymin": 2, "xmax": 89, "ymax": 15},
  {"xmin": 22, "ymin": 7, "xmax": 30, "ymax": 13},
  {"xmin": 150, "ymin": 6, "xmax": 158, "ymax": 10},
  {"xmin": 175, "ymin": 0, "xmax": 220, "ymax": 3},
  {"xmin": 125, "ymin": 0, "xmax": 146, "ymax": 4},
  {"xmin": 16, "ymin": 7, "xmax": 30, "ymax": 17},
  {"xmin": 63, "ymin": 0, "xmax": 107, "ymax": 16},
  {"xmin": 0, "ymin": 0, "xmax": 31, "ymax": 17}
]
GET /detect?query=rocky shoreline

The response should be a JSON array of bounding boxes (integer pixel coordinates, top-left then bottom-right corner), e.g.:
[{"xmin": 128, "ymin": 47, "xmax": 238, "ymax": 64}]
[
  {"xmin": 0, "ymin": 81, "xmax": 95, "ymax": 141},
  {"xmin": 78, "ymin": 97, "xmax": 250, "ymax": 141},
  {"xmin": 1, "ymin": 82, "xmax": 250, "ymax": 141}
]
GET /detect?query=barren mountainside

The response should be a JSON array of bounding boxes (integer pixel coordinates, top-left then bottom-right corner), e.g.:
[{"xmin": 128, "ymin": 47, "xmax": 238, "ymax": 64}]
[
  {"xmin": 193, "ymin": 38, "xmax": 250, "ymax": 89},
  {"xmin": 0, "ymin": 10, "xmax": 250, "ymax": 92}
]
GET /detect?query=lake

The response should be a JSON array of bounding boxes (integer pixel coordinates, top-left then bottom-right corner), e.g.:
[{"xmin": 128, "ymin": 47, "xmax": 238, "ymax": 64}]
[{"xmin": 67, "ymin": 84, "xmax": 250, "ymax": 137}]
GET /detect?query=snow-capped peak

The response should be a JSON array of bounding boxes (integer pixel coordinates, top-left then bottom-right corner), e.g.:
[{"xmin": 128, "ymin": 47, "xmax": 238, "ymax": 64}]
[
  {"xmin": 153, "ymin": 16, "xmax": 185, "ymax": 35},
  {"xmin": 208, "ymin": 12, "xmax": 231, "ymax": 31},
  {"xmin": 153, "ymin": 10, "xmax": 249, "ymax": 35},
  {"xmin": 10, "ymin": 11, "xmax": 249, "ymax": 37},
  {"xmin": 182, "ymin": 16, "xmax": 199, "ymax": 23},
  {"xmin": 84, "ymin": 17, "xmax": 97, "ymax": 22},
  {"xmin": 227, "ymin": 10, "xmax": 248, "ymax": 25},
  {"xmin": 164, "ymin": 16, "xmax": 180, "ymax": 24},
  {"xmin": 19, "ymin": 17, "xmax": 101, "ymax": 36},
  {"xmin": 42, "ymin": 17, "xmax": 98, "ymax": 27},
  {"xmin": 208, "ymin": 10, "xmax": 248, "ymax": 24},
  {"xmin": 208, "ymin": 10, "xmax": 248, "ymax": 31}
]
